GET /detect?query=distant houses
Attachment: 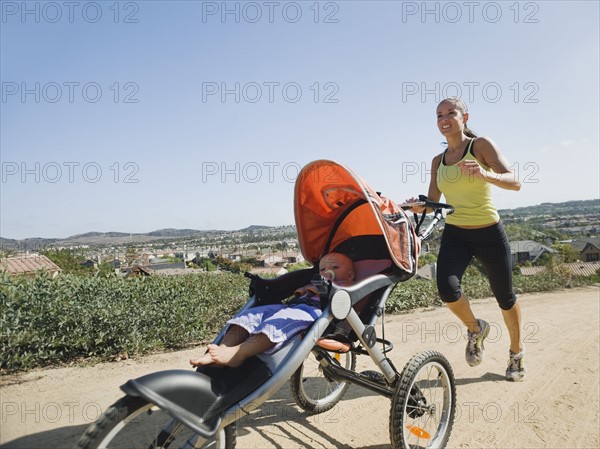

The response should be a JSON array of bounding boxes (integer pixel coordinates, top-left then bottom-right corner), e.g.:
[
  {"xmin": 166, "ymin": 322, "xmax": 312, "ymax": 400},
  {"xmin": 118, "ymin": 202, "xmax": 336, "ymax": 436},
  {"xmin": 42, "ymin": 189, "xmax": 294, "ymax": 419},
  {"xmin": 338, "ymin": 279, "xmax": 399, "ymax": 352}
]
[
  {"xmin": 509, "ymin": 238, "xmax": 600, "ymax": 265},
  {"xmin": 508, "ymin": 239, "xmax": 600, "ymax": 277},
  {"xmin": 120, "ymin": 250, "xmax": 305, "ymax": 277},
  {"xmin": 509, "ymin": 240, "xmax": 555, "ymax": 265},
  {"xmin": 570, "ymin": 238, "xmax": 600, "ymax": 262},
  {"xmin": 6, "ymin": 237, "xmax": 595, "ymax": 281},
  {"xmin": 248, "ymin": 266, "xmax": 288, "ymax": 277},
  {"xmin": 255, "ymin": 251, "xmax": 304, "ymax": 268},
  {"xmin": 124, "ymin": 261, "xmax": 188, "ymax": 278},
  {"xmin": 242, "ymin": 250, "xmax": 305, "ymax": 276}
]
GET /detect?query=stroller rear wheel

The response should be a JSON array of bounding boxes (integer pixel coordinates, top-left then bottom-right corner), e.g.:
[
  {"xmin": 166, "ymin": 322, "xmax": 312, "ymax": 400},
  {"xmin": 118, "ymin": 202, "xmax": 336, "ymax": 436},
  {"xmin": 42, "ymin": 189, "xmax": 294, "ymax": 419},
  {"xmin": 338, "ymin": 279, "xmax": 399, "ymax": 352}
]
[
  {"xmin": 389, "ymin": 350, "xmax": 456, "ymax": 449},
  {"xmin": 75, "ymin": 395, "xmax": 237, "ymax": 449},
  {"xmin": 290, "ymin": 348, "xmax": 357, "ymax": 414}
]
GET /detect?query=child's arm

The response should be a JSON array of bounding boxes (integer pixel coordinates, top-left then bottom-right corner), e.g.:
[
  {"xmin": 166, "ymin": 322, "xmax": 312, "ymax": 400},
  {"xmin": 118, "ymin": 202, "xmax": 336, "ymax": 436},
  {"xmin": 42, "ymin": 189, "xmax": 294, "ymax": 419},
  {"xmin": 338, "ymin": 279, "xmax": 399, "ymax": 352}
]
[{"xmin": 294, "ymin": 284, "xmax": 320, "ymax": 297}]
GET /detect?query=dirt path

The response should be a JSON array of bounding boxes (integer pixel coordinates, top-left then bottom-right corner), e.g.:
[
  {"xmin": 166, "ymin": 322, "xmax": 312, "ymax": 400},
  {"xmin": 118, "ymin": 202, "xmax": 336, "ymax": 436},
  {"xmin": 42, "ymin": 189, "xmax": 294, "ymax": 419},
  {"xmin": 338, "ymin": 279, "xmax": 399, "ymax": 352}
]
[{"xmin": 1, "ymin": 286, "xmax": 599, "ymax": 449}]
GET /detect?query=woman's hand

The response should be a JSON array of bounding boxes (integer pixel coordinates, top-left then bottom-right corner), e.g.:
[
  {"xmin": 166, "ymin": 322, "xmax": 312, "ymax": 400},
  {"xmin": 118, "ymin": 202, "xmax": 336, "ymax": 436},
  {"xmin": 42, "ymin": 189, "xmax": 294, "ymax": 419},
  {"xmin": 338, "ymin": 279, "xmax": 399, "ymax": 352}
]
[
  {"xmin": 404, "ymin": 197, "xmax": 426, "ymax": 214},
  {"xmin": 457, "ymin": 160, "xmax": 486, "ymax": 181}
]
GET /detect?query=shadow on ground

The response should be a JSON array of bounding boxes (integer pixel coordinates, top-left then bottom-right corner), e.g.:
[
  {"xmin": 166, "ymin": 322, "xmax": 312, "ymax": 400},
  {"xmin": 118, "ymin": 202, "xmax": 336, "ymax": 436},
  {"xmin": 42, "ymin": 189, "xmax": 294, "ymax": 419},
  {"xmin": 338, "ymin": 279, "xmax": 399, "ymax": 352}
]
[{"xmin": 2, "ymin": 380, "xmax": 385, "ymax": 449}]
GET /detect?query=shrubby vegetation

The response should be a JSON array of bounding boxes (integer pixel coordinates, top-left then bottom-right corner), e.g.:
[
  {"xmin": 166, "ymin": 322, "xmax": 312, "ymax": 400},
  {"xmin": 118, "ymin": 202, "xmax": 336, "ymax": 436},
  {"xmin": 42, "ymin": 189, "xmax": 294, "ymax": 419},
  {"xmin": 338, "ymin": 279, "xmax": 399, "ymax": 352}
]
[
  {"xmin": 1, "ymin": 268, "xmax": 597, "ymax": 372},
  {"xmin": 0, "ymin": 272, "xmax": 248, "ymax": 372},
  {"xmin": 386, "ymin": 266, "xmax": 598, "ymax": 313}
]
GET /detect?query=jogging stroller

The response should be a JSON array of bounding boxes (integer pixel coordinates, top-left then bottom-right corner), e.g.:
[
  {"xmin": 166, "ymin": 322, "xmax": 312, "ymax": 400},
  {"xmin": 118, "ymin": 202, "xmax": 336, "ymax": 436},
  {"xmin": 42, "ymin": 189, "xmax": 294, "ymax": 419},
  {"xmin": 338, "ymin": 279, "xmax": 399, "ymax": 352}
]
[{"xmin": 76, "ymin": 159, "xmax": 457, "ymax": 449}]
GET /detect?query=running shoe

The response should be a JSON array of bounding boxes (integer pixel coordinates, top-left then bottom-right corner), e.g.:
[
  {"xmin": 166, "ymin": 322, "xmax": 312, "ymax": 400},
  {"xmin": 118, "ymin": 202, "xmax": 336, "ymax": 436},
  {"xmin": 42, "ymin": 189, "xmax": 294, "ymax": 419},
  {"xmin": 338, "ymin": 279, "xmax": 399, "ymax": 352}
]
[
  {"xmin": 506, "ymin": 350, "xmax": 527, "ymax": 381},
  {"xmin": 465, "ymin": 318, "xmax": 490, "ymax": 367}
]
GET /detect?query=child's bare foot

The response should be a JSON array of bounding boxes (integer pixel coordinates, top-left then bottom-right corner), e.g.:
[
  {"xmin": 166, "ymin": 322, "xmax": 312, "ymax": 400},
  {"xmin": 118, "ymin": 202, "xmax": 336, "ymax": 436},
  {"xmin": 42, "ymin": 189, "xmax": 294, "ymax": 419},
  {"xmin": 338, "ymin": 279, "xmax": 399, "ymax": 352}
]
[
  {"xmin": 207, "ymin": 344, "xmax": 244, "ymax": 368},
  {"xmin": 189, "ymin": 352, "xmax": 214, "ymax": 367}
]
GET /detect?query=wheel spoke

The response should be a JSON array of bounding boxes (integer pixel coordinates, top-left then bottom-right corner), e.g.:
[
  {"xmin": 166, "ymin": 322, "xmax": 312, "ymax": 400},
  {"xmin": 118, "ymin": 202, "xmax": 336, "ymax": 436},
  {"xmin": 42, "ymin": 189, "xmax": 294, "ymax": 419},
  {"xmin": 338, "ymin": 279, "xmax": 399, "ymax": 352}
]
[
  {"xmin": 291, "ymin": 348, "xmax": 356, "ymax": 413},
  {"xmin": 390, "ymin": 351, "xmax": 456, "ymax": 449}
]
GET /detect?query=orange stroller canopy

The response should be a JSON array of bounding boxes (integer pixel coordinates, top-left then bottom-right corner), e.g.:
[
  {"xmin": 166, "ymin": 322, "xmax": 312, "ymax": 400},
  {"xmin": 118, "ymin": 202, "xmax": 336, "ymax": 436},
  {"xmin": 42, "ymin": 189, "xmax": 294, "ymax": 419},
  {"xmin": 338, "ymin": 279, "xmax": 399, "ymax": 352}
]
[{"xmin": 294, "ymin": 160, "xmax": 419, "ymax": 275}]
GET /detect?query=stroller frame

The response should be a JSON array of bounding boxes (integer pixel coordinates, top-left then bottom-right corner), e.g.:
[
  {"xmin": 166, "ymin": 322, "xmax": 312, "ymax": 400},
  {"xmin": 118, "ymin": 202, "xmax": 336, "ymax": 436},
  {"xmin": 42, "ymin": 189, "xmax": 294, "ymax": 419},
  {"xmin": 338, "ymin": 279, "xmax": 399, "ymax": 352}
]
[{"xmin": 76, "ymin": 161, "xmax": 457, "ymax": 449}]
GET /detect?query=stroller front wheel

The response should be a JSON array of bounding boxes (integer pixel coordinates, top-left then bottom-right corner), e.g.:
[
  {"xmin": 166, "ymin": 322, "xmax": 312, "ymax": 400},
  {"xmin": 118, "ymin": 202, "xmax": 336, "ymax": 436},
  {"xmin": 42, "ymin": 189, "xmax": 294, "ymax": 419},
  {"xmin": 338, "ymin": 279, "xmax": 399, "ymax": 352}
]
[
  {"xmin": 291, "ymin": 348, "xmax": 357, "ymax": 414},
  {"xmin": 75, "ymin": 395, "xmax": 237, "ymax": 449},
  {"xmin": 389, "ymin": 350, "xmax": 456, "ymax": 449}
]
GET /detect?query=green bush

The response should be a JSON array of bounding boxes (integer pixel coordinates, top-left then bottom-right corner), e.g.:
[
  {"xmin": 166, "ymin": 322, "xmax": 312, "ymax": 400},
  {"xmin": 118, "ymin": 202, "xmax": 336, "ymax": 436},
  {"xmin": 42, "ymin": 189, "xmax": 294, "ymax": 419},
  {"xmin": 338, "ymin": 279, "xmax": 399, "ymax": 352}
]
[
  {"xmin": 386, "ymin": 269, "xmax": 597, "ymax": 313},
  {"xmin": 1, "ymin": 268, "xmax": 597, "ymax": 372},
  {"xmin": 0, "ymin": 272, "xmax": 248, "ymax": 372}
]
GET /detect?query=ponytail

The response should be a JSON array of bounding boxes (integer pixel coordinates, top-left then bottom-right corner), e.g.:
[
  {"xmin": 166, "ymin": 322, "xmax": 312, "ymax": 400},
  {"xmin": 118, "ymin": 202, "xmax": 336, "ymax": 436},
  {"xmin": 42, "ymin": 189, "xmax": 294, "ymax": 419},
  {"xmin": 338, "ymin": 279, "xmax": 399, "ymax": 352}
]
[{"xmin": 463, "ymin": 125, "xmax": 478, "ymax": 138}]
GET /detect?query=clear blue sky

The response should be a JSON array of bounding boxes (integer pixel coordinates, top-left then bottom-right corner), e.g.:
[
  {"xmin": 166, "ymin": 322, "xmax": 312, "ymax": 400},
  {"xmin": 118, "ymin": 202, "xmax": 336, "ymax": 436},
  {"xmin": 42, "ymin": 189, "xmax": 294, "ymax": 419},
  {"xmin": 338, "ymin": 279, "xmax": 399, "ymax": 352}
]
[{"xmin": 1, "ymin": 1, "xmax": 598, "ymax": 239}]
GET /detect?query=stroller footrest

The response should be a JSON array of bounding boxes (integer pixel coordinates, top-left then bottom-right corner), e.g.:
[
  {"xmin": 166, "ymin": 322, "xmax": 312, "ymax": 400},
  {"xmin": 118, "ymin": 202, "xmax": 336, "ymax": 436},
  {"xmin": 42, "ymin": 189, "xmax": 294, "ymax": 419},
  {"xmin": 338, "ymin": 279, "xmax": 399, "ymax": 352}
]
[{"xmin": 317, "ymin": 337, "xmax": 352, "ymax": 353}]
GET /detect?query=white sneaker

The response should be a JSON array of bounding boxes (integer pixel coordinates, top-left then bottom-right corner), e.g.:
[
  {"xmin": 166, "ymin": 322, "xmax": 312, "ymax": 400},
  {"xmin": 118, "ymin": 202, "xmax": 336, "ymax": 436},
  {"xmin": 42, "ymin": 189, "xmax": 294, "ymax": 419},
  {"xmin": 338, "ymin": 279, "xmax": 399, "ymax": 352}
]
[
  {"xmin": 506, "ymin": 350, "xmax": 526, "ymax": 381},
  {"xmin": 465, "ymin": 319, "xmax": 490, "ymax": 367}
]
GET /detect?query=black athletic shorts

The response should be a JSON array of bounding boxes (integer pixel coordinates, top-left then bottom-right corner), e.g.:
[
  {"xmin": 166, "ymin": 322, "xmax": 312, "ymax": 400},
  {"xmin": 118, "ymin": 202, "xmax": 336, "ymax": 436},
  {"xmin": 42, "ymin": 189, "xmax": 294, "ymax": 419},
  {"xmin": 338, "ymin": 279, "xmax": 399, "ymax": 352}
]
[{"xmin": 436, "ymin": 221, "xmax": 517, "ymax": 310}]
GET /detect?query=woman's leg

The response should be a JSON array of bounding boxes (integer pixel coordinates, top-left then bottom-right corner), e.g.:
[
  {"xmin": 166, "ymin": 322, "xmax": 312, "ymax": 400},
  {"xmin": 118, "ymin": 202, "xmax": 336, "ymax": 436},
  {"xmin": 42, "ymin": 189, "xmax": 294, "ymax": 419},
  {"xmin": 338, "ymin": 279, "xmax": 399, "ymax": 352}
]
[
  {"xmin": 472, "ymin": 222, "xmax": 526, "ymax": 380},
  {"xmin": 502, "ymin": 301, "xmax": 525, "ymax": 381},
  {"xmin": 473, "ymin": 222, "xmax": 522, "ymax": 354},
  {"xmin": 437, "ymin": 225, "xmax": 479, "ymax": 333},
  {"xmin": 446, "ymin": 295, "xmax": 482, "ymax": 334},
  {"xmin": 437, "ymin": 225, "xmax": 490, "ymax": 366},
  {"xmin": 501, "ymin": 303, "xmax": 523, "ymax": 354}
]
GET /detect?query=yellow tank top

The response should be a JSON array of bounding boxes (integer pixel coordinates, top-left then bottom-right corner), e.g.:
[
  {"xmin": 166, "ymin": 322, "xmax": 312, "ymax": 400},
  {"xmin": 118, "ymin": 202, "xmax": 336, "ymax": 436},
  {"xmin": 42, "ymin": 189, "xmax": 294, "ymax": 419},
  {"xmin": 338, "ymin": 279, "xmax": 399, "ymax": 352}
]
[{"xmin": 436, "ymin": 139, "xmax": 499, "ymax": 226}]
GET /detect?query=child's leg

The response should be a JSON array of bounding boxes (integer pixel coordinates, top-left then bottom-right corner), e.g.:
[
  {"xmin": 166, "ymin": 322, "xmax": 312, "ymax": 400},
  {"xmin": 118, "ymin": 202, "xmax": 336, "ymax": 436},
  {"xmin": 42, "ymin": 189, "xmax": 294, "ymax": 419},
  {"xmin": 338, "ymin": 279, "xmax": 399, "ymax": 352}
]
[
  {"xmin": 207, "ymin": 333, "xmax": 275, "ymax": 368},
  {"xmin": 190, "ymin": 325, "xmax": 250, "ymax": 366},
  {"xmin": 190, "ymin": 305, "xmax": 289, "ymax": 367},
  {"xmin": 220, "ymin": 324, "xmax": 250, "ymax": 347}
]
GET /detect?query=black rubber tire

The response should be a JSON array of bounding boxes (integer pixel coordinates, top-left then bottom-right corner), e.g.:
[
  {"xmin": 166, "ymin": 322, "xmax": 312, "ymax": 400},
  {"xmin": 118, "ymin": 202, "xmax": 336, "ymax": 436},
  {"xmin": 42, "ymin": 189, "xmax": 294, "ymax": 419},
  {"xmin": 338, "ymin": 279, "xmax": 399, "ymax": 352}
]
[
  {"xmin": 389, "ymin": 351, "xmax": 456, "ymax": 449},
  {"xmin": 290, "ymin": 348, "xmax": 356, "ymax": 414},
  {"xmin": 75, "ymin": 395, "xmax": 237, "ymax": 449}
]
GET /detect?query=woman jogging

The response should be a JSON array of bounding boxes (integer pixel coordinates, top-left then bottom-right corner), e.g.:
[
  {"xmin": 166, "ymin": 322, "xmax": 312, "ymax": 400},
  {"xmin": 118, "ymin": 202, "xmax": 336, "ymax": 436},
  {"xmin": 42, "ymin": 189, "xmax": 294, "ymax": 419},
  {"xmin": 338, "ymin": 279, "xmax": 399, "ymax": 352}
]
[{"xmin": 409, "ymin": 97, "xmax": 526, "ymax": 381}]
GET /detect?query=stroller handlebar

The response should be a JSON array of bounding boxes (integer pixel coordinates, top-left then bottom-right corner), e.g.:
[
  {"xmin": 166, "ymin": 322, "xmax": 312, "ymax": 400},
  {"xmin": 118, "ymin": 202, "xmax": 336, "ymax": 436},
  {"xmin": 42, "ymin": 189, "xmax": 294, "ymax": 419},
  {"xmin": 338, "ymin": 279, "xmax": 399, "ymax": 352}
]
[
  {"xmin": 397, "ymin": 196, "xmax": 455, "ymax": 241},
  {"xmin": 398, "ymin": 196, "xmax": 455, "ymax": 215},
  {"xmin": 418, "ymin": 207, "xmax": 449, "ymax": 240}
]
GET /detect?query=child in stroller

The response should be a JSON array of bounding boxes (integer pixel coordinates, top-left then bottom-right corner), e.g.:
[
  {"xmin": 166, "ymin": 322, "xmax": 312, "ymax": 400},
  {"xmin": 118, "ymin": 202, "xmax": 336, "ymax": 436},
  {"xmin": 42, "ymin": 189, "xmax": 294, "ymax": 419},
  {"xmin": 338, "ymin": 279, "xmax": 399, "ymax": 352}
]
[{"xmin": 190, "ymin": 252, "xmax": 355, "ymax": 368}]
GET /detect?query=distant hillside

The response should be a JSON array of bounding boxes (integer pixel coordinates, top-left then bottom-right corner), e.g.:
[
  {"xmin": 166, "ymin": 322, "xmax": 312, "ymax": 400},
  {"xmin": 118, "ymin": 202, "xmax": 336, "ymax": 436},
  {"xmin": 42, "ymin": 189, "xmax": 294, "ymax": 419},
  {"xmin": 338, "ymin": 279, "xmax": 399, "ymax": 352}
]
[
  {"xmin": 0, "ymin": 225, "xmax": 279, "ymax": 251},
  {"xmin": 499, "ymin": 199, "xmax": 599, "ymax": 240},
  {"xmin": 1, "ymin": 199, "xmax": 598, "ymax": 252},
  {"xmin": 499, "ymin": 199, "xmax": 599, "ymax": 218},
  {"xmin": 146, "ymin": 228, "xmax": 218, "ymax": 237},
  {"xmin": 69, "ymin": 231, "xmax": 131, "ymax": 239},
  {"xmin": 0, "ymin": 237, "xmax": 58, "ymax": 252},
  {"xmin": 239, "ymin": 225, "xmax": 272, "ymax": 232}
]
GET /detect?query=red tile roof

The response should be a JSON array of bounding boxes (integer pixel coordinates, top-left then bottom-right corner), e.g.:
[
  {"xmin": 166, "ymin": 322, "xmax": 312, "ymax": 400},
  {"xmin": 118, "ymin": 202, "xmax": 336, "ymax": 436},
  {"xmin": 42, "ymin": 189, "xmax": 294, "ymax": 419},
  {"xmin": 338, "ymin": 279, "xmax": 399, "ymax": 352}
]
[
  {"xmin": 519, "ymin": 262, "xmax": 600, "ymax": 277},
  {"xmin": 519, "ymin": 266, "xmax": 547, "ymax": 276},
  {"xmin": 564, "ymin": 262, "xmax": 600, "ymax": 277},
  {"xmin": 0, "ymin": 255, "xmax": 62, "ymax": 276}
]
